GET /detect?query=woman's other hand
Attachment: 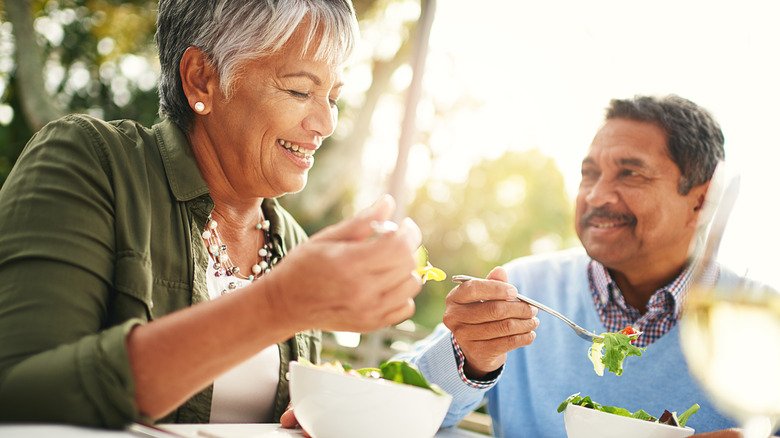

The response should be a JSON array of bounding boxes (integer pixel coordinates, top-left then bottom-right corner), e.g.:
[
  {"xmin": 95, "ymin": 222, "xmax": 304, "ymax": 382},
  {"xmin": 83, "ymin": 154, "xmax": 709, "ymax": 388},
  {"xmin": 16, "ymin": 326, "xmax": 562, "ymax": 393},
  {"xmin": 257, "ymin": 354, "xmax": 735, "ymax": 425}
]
[
  {"xmin": 265, "ymin": 194, "xmax": 423, "ymax": 332},
  {"xmin": 691, "ymin": 430, "xmax": 743, "ymax": 438},
  {"xmin": 280, "ymin": 407, "xmax": 311, "ymax": 437}
]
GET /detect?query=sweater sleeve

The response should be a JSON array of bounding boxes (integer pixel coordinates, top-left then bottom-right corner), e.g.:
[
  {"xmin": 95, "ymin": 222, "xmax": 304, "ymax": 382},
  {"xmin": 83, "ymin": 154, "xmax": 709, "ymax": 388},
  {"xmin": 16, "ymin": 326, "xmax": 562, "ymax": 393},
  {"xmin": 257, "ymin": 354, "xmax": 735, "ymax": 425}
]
[
  {"xmin": 393, "ymin": 324, "xmax": 493, "ymax": 427},
  {"xmin": 0, "ymin": 116, "xmax": 140, "ymax": 427}
]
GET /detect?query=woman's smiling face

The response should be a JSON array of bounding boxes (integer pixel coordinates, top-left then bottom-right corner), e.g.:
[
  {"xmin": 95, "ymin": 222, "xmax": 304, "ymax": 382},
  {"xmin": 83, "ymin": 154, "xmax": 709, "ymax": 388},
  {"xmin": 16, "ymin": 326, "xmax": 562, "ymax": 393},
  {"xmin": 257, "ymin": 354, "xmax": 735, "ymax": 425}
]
[{"xmin": 205, "ymin": 26, "xmax": 344, "ymax": 198}]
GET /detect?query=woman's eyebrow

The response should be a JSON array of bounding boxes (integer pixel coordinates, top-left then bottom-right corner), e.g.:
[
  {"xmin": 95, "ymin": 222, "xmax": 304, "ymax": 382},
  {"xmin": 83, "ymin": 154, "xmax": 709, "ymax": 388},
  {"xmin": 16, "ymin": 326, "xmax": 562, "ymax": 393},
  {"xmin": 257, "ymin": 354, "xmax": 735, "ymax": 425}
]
[{"xmin": 280, "ymin": 71, "xmax": 343, "ymax": 88}]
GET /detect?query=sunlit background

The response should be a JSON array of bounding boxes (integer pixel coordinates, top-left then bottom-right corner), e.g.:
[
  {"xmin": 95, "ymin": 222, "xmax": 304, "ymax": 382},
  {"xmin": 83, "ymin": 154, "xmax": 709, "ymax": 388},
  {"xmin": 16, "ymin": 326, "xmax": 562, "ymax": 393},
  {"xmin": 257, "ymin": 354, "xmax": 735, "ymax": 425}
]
[
  {"xmin": 1, "ymin": 0, "xmax": 779, "ymax": 342},
  {"xmin": 351, "ymin": 0, "xmax": 780, "ymax": 294}
]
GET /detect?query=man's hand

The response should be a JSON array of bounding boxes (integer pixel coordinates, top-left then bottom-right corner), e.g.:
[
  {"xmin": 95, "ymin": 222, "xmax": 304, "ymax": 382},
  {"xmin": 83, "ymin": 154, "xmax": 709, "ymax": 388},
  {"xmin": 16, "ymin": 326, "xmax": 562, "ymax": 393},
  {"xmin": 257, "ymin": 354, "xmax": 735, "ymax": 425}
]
[{"xmin": 443, "ymin": 266, "xmax": 539, "ymax": 378}]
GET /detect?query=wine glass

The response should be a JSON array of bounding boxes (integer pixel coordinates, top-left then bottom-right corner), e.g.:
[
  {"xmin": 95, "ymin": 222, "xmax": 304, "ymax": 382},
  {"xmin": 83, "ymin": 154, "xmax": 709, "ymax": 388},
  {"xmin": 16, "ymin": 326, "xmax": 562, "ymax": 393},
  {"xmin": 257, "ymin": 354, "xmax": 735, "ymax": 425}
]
[{"xmin": 680, "ymin": 165, "xmax": 780, "ymax": 438}]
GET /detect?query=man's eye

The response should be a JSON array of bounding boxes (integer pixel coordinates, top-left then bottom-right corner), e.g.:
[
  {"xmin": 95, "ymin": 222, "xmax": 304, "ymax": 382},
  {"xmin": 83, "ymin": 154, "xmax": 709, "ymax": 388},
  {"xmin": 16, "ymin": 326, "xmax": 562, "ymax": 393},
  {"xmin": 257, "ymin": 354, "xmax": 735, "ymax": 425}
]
[
  {"xmin": 328, "ymin": 98, "xmax": 339, "ymax": 108},
  {"xmin": 288, "ymin": 90, "xmax": 310, "ymax": 99},
  {"xmin": 581, "ymin": 169, "xmax": 598, "ymax": 179},
  {"xmin": 620, "ymin": 169, "xmax": 640, "ymax": 177}
]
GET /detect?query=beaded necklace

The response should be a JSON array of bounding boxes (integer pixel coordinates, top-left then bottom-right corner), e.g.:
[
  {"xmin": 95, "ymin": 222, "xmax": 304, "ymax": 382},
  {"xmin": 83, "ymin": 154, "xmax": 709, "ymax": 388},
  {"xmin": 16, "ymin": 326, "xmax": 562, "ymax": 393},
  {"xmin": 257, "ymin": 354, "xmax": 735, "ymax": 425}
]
[{"xmin": 201, "ymin": 211, "xmax": 274, "ymax": 293}]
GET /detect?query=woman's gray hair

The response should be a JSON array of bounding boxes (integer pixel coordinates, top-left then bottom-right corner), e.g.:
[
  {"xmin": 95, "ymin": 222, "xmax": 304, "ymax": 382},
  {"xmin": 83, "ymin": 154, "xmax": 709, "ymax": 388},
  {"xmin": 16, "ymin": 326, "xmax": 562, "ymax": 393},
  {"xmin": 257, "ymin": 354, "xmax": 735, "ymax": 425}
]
[{"xmin": 157, "ymin": 0, "xmax": 359, "ymax": 131}]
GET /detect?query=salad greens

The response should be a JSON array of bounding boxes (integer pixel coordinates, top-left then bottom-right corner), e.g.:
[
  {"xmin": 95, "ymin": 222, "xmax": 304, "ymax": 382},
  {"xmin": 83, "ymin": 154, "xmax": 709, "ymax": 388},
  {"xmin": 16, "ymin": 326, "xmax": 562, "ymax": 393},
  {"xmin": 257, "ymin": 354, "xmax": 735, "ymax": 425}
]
[
  {"xmin": 558, "ymin": 393, "xmax": 700, "ymax": 428},
  {"xmin": 588, "ymin": 326, "xmax": 645, "ymax": 376},
  {"xmin": 414, "ymin": 246, "xmax": 446, "ymax": 283},
  {"xmin": 301, "ymin": 359, "xmax": 447, "ymax": 396}
]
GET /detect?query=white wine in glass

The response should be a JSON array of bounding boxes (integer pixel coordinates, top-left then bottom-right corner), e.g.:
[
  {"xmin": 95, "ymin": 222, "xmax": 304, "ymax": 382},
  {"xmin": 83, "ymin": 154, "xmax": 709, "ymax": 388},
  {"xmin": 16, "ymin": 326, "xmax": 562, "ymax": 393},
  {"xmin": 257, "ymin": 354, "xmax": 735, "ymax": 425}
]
[{"xmin": 681, "ymin": 171, "xmax": 780, "ymax": 438}]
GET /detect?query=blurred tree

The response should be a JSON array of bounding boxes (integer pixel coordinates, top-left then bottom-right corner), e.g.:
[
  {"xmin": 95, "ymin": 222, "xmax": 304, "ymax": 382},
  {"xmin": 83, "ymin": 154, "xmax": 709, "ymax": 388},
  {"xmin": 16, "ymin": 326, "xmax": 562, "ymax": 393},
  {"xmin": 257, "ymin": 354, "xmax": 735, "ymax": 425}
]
[
  {"xmin": 1, "ymin": 0, "xmax": 581, "ymax": 357},
  {"xmin": 280, "ymin": 0, "xmax": 420, "ymax": 233},
  {"xmin": 407, "ymin": 149, "xmax": 580, "ymax": 329},
  {"xmin": 0, "ymin": 0, "xmax": 421, "ymax": 217},
  {"xmin": 0, "ymin": 0, "xmax": 159, "ymax": 182}
]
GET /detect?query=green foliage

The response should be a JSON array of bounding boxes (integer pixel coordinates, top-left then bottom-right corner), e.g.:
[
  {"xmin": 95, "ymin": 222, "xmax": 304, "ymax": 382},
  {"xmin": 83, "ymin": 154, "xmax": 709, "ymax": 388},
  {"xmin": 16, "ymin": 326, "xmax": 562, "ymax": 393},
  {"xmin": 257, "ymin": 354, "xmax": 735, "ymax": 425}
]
[
  {"xmin": 408, "ymin": 149, "xmax": 577, "ymax": 328},
  {"xmin": 1, "ymin": 1, "xmax": 577, "ymax": 336},
  {"xmin": 0, "ymin": 0, "xmax": 159, "ymax": 183}
]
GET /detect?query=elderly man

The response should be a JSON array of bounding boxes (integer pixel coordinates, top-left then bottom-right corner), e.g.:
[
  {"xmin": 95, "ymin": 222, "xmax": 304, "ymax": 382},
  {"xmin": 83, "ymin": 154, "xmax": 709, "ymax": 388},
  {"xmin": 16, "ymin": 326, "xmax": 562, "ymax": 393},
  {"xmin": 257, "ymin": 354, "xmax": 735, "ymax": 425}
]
[{"xmin": 400, "ymin": 95, "xmax": 746, "ymax": 437}]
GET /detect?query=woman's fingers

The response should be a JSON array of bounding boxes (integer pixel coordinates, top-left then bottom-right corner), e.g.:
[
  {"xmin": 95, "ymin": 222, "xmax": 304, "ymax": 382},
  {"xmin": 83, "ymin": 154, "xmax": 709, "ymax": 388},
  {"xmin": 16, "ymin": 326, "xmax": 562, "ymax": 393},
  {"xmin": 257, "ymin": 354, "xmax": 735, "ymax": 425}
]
[
  {"xmin": 280, "ymin": 408, "xmax": 311, "ymax": 438},
  {"xmin": 280, "ymin": 408, "xmax": 298, "ymax": 429},
  {"xmin": 266, "ymin": 210, "xmax": 425, "ymax": 333}
]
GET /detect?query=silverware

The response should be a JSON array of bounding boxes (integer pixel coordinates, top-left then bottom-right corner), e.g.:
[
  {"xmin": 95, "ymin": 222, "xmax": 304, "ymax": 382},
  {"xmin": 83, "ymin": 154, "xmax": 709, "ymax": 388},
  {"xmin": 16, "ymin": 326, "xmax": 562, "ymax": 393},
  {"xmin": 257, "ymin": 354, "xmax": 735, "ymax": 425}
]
[{"xmin": 451, "ymin": 274, "xmax": 603, "ymax": 341}]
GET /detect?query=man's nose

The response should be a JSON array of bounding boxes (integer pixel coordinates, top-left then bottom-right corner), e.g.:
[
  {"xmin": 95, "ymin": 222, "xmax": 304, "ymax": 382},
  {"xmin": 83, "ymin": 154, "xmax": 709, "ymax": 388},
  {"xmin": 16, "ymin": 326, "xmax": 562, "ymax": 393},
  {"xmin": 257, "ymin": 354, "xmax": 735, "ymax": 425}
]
[{"xmin": 584, "ymin": 177, "xmax": 618, "ymax": 206}]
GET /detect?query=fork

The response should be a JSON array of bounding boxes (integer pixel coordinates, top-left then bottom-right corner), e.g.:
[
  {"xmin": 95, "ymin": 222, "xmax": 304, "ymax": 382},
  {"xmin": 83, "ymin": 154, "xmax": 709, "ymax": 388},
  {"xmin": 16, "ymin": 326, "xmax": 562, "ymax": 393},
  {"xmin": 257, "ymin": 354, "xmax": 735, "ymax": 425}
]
[{"xmin": 451, "ymin": 274, "xmax": 603, "ymax": 341}]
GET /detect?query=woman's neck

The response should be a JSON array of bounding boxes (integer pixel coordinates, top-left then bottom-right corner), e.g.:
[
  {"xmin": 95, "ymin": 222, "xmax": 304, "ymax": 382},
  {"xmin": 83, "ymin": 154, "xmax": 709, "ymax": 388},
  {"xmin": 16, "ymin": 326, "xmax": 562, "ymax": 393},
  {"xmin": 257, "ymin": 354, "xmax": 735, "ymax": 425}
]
[{"xmin": 208, "ymin": 199, "xmax": 266, "ymax": 276}]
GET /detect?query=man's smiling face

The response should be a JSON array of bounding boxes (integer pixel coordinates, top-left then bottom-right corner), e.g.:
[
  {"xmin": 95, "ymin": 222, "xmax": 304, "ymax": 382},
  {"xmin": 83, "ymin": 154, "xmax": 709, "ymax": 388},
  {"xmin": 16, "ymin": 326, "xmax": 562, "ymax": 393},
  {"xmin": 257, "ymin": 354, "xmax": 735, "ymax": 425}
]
[{"xmin": 575, "ymin": 118, "xmax": 705, "ymax": 274}]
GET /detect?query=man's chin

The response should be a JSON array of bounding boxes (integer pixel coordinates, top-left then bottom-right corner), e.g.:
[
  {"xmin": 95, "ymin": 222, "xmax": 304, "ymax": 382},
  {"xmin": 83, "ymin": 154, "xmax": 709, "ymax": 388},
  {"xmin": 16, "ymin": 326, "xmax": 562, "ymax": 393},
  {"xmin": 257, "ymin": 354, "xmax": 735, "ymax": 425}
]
[{"xmin": 582, "ymin": 244, "xmax": 630, "ymax": 269}]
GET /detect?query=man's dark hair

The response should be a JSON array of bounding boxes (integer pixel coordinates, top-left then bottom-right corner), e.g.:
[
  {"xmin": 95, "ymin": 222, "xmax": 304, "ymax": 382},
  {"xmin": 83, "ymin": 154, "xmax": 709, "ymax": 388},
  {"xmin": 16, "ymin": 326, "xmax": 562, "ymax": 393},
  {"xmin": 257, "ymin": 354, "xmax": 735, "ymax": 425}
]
[{"xmin": 606, "ymin": 95, "xmax": 725, "ymax": 194}]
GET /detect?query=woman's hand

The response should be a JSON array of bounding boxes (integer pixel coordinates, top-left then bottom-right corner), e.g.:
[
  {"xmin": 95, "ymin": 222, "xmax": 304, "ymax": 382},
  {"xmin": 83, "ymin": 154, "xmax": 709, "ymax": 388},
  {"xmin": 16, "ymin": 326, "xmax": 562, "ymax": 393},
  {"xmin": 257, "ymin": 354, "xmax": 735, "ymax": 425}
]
[
  {"xmin": 691, "ymin": 430, "xmax": 743, "ymax": 437},
  {"xmin": 265, "ymin": 195, "xmax": 424, "ymax": 333},
  {"xmin": 280, "ymin": 407, "xmax": 310, "ymax": 437}
]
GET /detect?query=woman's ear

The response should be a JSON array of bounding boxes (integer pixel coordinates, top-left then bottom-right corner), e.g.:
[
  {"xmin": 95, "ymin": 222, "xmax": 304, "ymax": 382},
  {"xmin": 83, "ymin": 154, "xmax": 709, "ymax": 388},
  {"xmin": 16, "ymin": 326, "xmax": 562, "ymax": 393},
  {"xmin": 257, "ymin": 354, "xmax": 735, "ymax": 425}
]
[{"xmin": 180, "ymin": 46, "xmax": 218, "ymax": 115}]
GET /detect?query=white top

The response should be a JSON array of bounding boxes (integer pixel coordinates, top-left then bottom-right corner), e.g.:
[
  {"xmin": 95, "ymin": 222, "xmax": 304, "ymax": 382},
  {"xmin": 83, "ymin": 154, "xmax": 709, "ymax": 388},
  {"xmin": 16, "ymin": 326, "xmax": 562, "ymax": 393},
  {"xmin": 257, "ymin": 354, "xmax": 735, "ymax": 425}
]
[{"xmin": 206, "ymin": 263, "xmax": 280, "ymax": 423}]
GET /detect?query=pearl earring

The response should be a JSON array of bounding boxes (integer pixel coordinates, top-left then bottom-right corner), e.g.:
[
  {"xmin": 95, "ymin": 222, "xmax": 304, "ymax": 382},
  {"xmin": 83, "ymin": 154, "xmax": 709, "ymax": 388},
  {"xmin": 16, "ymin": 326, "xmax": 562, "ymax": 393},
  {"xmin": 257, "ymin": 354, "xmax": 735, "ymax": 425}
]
[{"xmin": 194, "ymin": 101, "xmax": 205, "ymax": 112}]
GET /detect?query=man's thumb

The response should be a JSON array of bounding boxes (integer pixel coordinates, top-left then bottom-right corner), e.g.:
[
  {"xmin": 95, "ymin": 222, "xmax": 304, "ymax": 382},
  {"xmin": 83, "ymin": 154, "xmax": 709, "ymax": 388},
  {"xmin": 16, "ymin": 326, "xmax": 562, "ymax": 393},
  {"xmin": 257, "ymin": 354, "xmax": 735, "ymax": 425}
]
[
  {"xmin": 314, "ymin": 194, "xmax": 395, "ymax": 241},
  {"xmin": 486, "ymin": 266, "xmax": 508, "ymax": 283}
]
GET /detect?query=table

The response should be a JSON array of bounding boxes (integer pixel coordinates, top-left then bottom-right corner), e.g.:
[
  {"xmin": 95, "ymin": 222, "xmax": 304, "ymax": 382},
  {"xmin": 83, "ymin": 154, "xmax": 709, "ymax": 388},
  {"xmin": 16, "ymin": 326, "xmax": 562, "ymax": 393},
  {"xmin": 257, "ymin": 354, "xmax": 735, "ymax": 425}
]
[{"xmin": 0, "ymin": 423, "xmax": 488, "ymax": 437}]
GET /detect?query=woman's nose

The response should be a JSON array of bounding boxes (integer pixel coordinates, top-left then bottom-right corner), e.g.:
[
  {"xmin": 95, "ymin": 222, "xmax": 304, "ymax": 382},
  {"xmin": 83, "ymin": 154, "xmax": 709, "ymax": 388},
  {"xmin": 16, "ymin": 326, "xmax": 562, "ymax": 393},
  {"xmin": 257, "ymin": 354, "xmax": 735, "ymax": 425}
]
[{"xmin": 302, "ymin": 98, "xmax": 337, "ymax": 138}]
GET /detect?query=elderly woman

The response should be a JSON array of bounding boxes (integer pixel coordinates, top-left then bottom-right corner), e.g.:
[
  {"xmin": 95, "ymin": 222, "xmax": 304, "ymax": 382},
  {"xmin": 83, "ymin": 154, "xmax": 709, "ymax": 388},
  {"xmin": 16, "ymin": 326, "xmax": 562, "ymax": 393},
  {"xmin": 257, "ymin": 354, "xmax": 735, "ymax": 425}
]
[{"xmin": 0, "ymin": 0, "xmax": 422, "ymax": 428}]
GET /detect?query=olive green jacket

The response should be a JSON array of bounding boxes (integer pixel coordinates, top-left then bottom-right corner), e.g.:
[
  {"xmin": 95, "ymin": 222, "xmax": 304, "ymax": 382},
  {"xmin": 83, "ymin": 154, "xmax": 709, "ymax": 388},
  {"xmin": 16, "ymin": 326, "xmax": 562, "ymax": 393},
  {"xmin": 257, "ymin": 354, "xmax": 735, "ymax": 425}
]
[{"xmin": 0, "ymin": 115, "xmax": 320, "ymax": 428}]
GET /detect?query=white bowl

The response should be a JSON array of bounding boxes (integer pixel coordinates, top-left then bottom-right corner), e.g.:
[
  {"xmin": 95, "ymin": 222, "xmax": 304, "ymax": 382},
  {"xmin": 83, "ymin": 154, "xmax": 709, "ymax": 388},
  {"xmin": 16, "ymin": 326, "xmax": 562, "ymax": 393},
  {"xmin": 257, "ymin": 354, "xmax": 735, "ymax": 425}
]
[
  {"xmin": 289, "ymin": 361, "xmax": 452, "ymax": 438},
  {"xmin": 563, "ymin": 404, "xmax": 695, "ymax": 438}
]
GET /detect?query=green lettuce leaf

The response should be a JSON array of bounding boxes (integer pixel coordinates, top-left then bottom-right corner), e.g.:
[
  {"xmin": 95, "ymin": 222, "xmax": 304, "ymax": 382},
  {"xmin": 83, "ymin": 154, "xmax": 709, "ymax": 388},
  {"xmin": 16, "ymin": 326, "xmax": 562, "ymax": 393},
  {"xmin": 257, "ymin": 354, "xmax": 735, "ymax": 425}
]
[
  {"xmin": 602, "ymin": 332, "xmax": 644, "ymax": 375},
  {"xmin": 678, "ymin": 404, "xmax": 700, "ymax": 427},
  {"xmin": 379, "ymin": 360, "xmax": 446, "ymax": 396},
  {"xmin": 588, "ymin": 331, "xmax": 645, "ymax": 376},
  {"xmin": 301, "ymin": 360, "xmax": 446, "ymax": 396}
]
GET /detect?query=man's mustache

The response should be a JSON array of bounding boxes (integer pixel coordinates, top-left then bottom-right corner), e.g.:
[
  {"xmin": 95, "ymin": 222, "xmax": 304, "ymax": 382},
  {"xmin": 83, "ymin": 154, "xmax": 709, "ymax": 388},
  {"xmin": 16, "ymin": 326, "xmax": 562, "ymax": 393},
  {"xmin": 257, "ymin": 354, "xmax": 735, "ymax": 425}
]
[{"xmin": 580, "ymin": 207, "xmax": 636, "ymax": 227}]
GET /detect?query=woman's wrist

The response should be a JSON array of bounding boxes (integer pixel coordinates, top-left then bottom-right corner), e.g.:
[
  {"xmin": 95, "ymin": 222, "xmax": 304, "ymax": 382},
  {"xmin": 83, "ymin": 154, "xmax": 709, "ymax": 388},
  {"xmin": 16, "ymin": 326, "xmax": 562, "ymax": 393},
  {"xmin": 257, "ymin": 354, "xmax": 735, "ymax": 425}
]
[{"xmin": 251, "ymin": 269, "xmax": 307, "ymax": 336}]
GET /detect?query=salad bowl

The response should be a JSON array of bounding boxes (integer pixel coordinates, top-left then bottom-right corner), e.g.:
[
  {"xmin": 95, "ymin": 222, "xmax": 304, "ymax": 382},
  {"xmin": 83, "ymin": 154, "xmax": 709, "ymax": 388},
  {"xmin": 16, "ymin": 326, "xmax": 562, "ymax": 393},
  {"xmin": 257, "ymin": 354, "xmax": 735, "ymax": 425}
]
[
  {"xmin": 563, "ymin": 404, "xmax": 695, "ymax": 438},
  {"xmin": 289, "ymin": 361, "xmax": 452, "ymax": 438}
]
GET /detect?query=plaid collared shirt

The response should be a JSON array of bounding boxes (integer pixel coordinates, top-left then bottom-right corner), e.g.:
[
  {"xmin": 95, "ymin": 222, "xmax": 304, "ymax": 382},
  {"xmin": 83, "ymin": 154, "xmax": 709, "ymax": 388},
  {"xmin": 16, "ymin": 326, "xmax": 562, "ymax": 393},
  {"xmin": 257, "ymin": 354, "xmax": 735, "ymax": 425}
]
[{"xmin": 588, "ymin": 260, "xmax": 719, "ymax": 347}]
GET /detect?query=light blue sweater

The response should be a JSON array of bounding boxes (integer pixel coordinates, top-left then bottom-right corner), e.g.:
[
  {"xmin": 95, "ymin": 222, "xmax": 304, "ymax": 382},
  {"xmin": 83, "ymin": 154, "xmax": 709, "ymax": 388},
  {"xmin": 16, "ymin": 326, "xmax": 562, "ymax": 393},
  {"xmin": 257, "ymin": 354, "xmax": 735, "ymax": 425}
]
[{"xmin": 401, "ymin": 248, "xmax": 737, "ymax": 437}]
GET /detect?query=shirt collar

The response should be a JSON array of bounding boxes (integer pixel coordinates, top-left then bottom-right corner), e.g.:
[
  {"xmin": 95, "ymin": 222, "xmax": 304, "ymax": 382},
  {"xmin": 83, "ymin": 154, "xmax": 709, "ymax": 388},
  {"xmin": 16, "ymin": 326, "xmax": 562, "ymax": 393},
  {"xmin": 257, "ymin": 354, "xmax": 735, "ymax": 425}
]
[
  {"xmin": 261, "ymin": 198, "xmax": 287, "ymax": 244},
  {"xmin": 152, "ymin": 119, "xmax": 288, "ymax": 247},
  {"xmin": 587, "ymin": 259, "xmax": 716, "ymax": 318},
  {"xmin": 153, "ymin": 118, "xmax": 210, "ymax": 202}
]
